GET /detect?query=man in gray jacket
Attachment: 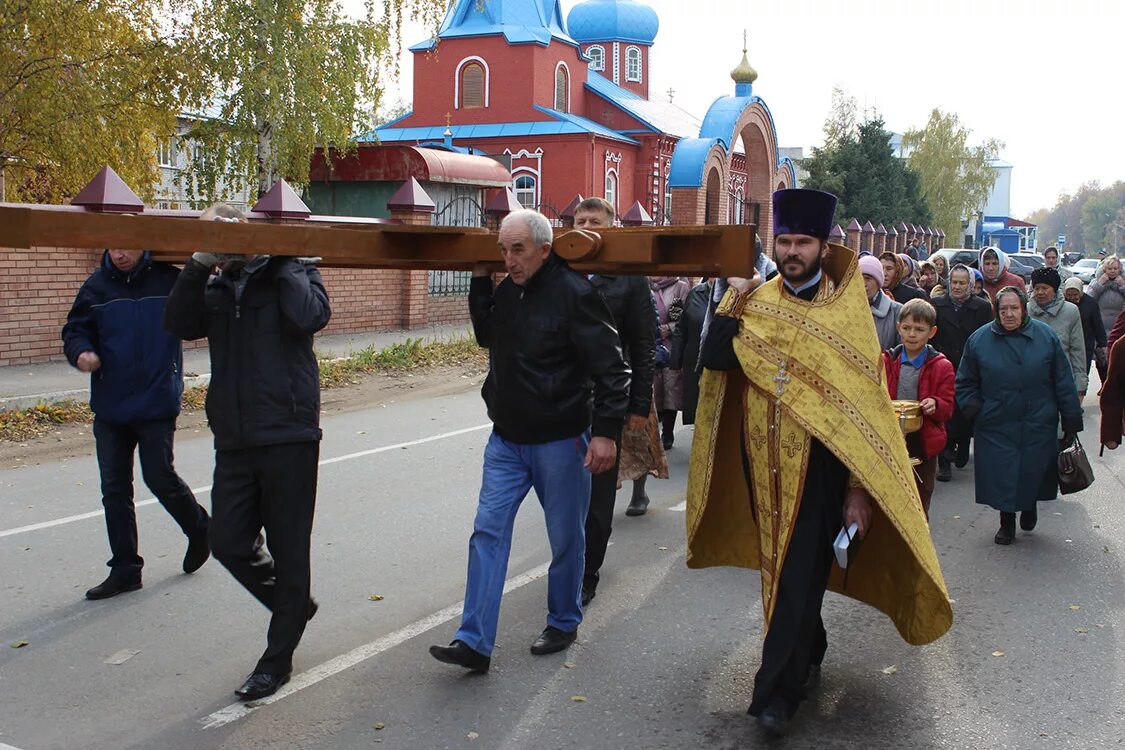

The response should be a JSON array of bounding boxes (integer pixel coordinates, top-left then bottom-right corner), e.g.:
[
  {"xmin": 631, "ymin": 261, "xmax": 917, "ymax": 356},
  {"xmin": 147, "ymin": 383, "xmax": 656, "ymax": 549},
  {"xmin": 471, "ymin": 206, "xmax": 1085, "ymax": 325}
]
[{"xmin": 1028, "ymin": 267, "xmax": 1088, "ymax": 397}]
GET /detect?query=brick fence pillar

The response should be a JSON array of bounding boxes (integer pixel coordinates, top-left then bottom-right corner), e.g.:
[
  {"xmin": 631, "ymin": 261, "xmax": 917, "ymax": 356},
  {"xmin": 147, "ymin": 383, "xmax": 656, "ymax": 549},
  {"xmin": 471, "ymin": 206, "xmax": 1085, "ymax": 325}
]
[
  {"xmin": 387, "ymin": 178, "xmax": 436, "ymax": 329},
  {"xmin": 860, "ymin": 221, "xmax": 874, "ymax": 255},
  {"xmin": 845, "ymin": 219, "xmax": 862, "ymax": 253}
]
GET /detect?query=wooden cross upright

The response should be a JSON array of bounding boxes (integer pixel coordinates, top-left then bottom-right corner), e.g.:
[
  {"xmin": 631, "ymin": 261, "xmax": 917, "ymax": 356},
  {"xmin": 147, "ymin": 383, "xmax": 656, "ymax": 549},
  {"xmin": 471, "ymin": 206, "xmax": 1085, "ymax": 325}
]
[{"xmin": 0, "ymin": 171, "xmax": 758, "ymax": 278}]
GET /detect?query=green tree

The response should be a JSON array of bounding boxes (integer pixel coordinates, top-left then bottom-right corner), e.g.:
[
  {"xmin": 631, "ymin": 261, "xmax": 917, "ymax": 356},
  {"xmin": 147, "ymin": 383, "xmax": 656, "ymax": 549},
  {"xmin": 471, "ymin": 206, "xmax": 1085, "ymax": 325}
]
[
  {"xmin": 179, "ymin": 0, "xmax": 443, "ymax": 203},
  {"xmin": 821, "ymin": 86, "xmax": 857, "ymax": 150},
  {"xmin": 1081, "ymin": 191, "xmax": 1118, "ymax": 252},
  {"xmin": 902, "ymin": 109, "xmax": 1002, "ymax": 244},
  {"xmin": 0, "ymin": 0, "xmax": 187, "ymax": 202},
  {"xmin": 804, "ymin": 115, "xmax": 931, "ymax": 228}
]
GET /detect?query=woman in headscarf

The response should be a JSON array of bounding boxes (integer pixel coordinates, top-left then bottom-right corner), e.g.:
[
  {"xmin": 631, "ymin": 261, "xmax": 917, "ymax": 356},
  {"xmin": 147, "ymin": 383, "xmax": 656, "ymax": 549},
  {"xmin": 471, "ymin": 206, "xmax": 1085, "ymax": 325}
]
[
  {"xmin": 880, "ymin": 251, "xmax": 926, "ymax": 304},
  {"xmin": 918, "ymin": 261, "xmax": 939, "ymax": 295},
  {"xmin": 970, "ymin": 268, "xmax": 989, "ymax": 300},
  {"xmin": 649, "ymin": 276, "xmax": 691, "ymax": 449},
  {"xmin": 1086, "ymin": 256, "xmax": 1125, "ymax": 381},
  {"xmin": 931, "ymin": 253, "xmax": 950, "ymax": 291},
  {"xmin": 956, "ymin": 286, "xmax": 1084, "ymax": 545},
  {"xmin": 979, "ymin": 246, "xmax": 1024, "ymax": 301},
  {"xmin": 1061, "ymin": 277, "xmax": 1107, "ymax": 380}
]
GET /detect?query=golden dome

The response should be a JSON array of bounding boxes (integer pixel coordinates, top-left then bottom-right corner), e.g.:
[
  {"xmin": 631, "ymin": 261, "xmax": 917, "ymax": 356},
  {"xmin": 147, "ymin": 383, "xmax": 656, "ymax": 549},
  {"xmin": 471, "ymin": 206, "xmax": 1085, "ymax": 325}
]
[{"xmin": 731, "ymin": 48, "xmax": 757, "ymax": 85}]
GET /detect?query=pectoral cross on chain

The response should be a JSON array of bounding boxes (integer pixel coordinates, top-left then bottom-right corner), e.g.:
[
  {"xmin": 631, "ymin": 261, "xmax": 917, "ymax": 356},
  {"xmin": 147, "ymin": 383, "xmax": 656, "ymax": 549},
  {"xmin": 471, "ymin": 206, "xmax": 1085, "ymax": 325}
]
[{"xmin": 773, "ymin": 360, "xmax": 792, "ymax": 397}]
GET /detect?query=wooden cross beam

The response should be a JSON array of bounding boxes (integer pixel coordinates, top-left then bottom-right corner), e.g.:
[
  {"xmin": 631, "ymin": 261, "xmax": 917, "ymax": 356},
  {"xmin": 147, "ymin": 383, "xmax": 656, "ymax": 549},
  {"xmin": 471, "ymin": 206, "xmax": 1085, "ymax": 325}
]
[{"xmin": 0, "ymin": 203, "xmax": 757, "ymax": 277}]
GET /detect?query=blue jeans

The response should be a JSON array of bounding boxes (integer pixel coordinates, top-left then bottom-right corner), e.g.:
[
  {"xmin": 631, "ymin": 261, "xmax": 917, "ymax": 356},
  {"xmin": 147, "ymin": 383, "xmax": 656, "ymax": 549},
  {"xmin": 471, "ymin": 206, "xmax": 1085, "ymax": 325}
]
[{"xmin": 455, "ymin": 431, "xmax": 591, "ymax": 656}]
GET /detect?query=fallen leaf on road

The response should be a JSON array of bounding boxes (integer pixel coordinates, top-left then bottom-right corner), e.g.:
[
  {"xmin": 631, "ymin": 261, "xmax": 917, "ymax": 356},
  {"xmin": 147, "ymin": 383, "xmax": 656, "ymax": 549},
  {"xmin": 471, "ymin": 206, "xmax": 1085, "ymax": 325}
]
[
  {"xmin": 1074, "ymin": 628, "xmax": 1088, "ymax": 634},
  {"xmin": 1039, "ymin": 732, "xmax": 1049, "ymax": 737},
  {"xmin": 1069, "ymin": 605, "xmax": 1082, "ymax": 611},
  {"xmin": 563, "ymin": 662, "xmax": 576, "ymax": 669},
  {"xmin": 571, "ymin": 695, "xmax": 587, "ymax": 702},
  {"xmin": 657, "ymin": 546, "xmax": 669, "ymax": 551},
  {"xmin": 992, "ymin": 650, "xmax": 1005, "ymax": 657},
  {"xmin": 882, "ymin": 665, "xmax": 898, "ymax": 675},
  {"xmin": 952, "ymin": 515, "xmax": 960, "ymax": 519},
  {"xmin": 1053, "ymin": 512, "xmax": 1062, "ymax": 516},
  {"xmin": 373, "ymin": 723, "xmax": 385, "ymax": 730},
  {"xmin": 357, "ymin": 430, "xmax": 367, "ymax": 435},
  {"xmin": 1065, "ymin": 539, "xmax": 1073, "ymax": 543},
  {"xmin": 368, "ymin": 594, "xmax": 384, "ymax": 601},
  {"xmin": 11, "ymin": 640, "xmax": 28, "ymax": 648},
  {"xmin": 104, "ymin": 648, "xmax": 140, "ymax": 665},
  {"xmin": 467, "ymin": 731, "xmax": 479, "ymax": 740}
]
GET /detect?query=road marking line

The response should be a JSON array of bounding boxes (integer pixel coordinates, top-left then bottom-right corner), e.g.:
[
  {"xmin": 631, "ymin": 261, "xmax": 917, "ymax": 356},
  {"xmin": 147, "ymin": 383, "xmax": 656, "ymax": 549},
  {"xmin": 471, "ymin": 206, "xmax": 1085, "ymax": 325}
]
[
  {"xmin": 200, "ymin": 560, "xmax": 550, "ymax": 729},
  {"xmin": 0, "ymin": 424, "xmax": 491, "ymax": 539},
  {"xmin": 668, "ymin": 501, "xmax": 686, "ymax": 512}
]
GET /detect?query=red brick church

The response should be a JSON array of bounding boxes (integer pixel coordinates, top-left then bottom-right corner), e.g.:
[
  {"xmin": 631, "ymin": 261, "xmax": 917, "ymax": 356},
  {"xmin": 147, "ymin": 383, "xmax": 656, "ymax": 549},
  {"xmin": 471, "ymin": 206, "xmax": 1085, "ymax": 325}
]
[{"xmin": 371, "ymin": 0, "xmax": 796, "ymax": 251}]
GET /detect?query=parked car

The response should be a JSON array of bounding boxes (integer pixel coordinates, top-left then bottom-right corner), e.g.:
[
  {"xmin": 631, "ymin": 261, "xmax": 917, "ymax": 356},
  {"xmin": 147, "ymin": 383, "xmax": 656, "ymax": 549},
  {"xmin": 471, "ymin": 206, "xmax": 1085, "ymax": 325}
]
[
  {"xmin": 1062, "ymin": 251, "xmax": 1084, "ymax": 266},
  {"xmin": 1069, "ymin": 258, "xmax": 1100, "ymax": 284},
  {"xmin": 1011, "ymin": 252, "xmax": 1045, "ymax": 270}
]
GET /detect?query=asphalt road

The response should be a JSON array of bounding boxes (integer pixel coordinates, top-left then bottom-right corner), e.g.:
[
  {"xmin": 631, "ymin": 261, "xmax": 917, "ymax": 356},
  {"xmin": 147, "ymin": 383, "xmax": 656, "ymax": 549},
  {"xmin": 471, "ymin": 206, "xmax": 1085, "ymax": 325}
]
[{"xmin": 1, "ymin": 378, "xmax": 1123, "ymax": 750}]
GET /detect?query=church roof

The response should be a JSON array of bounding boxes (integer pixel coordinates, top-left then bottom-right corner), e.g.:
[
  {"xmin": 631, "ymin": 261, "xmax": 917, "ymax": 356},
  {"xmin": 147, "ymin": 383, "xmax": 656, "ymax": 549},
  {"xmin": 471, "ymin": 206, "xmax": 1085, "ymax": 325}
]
[
  {"xmin": 585, "ymin": 72, "xmax": 701, "ymax": 138},
  {"xmin": 410, "ymin": 0, "xmax": 577, "ymax": 51},
  {"xmin": 364, "ymin": 106, "xmax": 638, "ymax": 146},
  {"xmin": 567, "ymin": 0, "xmax": 659, "ymax": 45}
]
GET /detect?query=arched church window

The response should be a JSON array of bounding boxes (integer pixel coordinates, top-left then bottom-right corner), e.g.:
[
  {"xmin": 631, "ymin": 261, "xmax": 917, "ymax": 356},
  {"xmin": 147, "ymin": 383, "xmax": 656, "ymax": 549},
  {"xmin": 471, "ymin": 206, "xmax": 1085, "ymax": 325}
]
[
  {"xmin": 460, "ymin": 62, "xmax": 485, "ymax": 109},
  {"xmin": 554, "ymin": 64, "xmax": 569, "ymax": 112},
  {"xmin": 514, "ymin": 174, "xmax": 537, "ymax": 208},
  {"xmin": 625, "ymin": 47, "xmax": 642, "ymax": 83},
  {"xmin": 587, "ymin": 45, "xmax": 605, "ymax": 71},
  {"xmin": 605, "ymin": 171, "xmax": 618, "ymax": 211}
]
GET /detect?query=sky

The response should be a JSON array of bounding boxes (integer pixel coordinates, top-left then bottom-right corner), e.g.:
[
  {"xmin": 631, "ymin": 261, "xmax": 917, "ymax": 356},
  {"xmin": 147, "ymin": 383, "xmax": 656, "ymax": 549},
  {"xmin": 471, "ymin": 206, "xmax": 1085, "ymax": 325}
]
[{"xmin": 353, "ymin": 0, "xmax": 1124, "ymax": 219}]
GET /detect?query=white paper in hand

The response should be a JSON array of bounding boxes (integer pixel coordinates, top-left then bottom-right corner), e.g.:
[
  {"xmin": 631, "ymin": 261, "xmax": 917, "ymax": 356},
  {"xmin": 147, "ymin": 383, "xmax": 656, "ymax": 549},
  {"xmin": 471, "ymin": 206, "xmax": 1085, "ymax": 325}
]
[{"xmin": 833, "ymin": 522, "xmax": 860, "ymax": 569}]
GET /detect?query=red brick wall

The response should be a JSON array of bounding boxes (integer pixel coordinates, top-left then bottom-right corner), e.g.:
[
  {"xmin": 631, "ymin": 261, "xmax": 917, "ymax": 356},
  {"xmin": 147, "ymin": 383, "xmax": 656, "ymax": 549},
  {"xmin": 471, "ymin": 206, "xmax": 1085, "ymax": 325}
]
[{"xmin": 0, "ymin": 246, "xmax": 469, "ymax": 367}]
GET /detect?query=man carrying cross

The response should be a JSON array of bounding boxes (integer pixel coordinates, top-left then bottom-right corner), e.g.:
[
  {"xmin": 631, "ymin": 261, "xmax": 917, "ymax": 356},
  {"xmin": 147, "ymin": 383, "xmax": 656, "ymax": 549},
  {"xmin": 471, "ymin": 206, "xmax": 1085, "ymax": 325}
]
[{"xmin": 688, "ymin": 188, "xmax": 952, "ymax": 736}]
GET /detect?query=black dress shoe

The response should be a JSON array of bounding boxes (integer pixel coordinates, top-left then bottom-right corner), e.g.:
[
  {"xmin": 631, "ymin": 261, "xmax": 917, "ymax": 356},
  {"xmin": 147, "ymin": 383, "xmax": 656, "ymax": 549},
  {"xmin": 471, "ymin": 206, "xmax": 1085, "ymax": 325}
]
[
  {"xmin": 530, "ymin": 626, "xmax": 577, "ymax": 655},
  {"xmin": 85, "ymin": 573, "xmax": 142, "ymax": 600},
  {"xmin": 936, "ymin": 459, "xmax": 952, "ymax": 483},
  {"xmin": 429, "ymin": 640, "xmax": 490, "ymax": 673},
  {"xmin": 954, "ymin": 441, "xmax": 970, "ymax": 468},
  {"xmin": 662, "ymin": 435, "xmax": 674, "ymax": 451},
  {"xmin": 757, "ymin": 702, "xmax": 790, "ymax": 737},
  {"xmin": 183, "ymin": 532, "xmax": 210, "ymax": 574},
  {"xmin": 235, "ymin": 671, "xmax": 290, "ymax": 700},
  {"xmin": 995, "ymin": 512, "xmax": 1016, "ymax": 545},
  {"xmin": 1020, "ymin": 508, "xmax": 1038, "ymax": 531},
  {"xmin": 625, "ymin": 494, "xmax": 650, "ymax": 516},
  {"xmin": 581, "ymin": 583, "xmax": 596, "ymax": 608}
]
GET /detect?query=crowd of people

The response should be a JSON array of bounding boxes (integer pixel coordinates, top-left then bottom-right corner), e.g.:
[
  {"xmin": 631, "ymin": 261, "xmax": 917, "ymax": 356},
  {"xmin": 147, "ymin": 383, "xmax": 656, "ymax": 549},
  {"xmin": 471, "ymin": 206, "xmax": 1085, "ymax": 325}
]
[{"xmin": 58, "ymin": 188, "xmax": 1125, "ymax": 737}]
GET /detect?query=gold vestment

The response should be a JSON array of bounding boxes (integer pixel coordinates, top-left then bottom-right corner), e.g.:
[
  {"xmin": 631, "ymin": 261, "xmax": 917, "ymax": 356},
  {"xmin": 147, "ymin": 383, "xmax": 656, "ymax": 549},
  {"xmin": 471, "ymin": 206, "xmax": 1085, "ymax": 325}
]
[{"xmin": 686, "ymin": 244, "xmax": 952, "ymax": 645}]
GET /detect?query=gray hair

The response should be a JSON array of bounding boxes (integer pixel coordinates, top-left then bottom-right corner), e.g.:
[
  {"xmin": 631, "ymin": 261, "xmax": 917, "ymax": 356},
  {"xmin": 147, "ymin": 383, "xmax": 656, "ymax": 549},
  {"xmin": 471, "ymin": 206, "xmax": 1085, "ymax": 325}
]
[{"xmin": 501, "ymin": 209, "xmax": 554, "ymax": 247}]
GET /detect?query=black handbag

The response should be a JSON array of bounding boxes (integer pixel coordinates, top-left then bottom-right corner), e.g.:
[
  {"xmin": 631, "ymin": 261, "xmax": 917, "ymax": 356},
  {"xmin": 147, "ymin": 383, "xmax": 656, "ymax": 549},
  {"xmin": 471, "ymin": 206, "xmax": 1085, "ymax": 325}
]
[{"xmin": 1058, "ymin": 436, "xmax": 1094, "ymax": 495}]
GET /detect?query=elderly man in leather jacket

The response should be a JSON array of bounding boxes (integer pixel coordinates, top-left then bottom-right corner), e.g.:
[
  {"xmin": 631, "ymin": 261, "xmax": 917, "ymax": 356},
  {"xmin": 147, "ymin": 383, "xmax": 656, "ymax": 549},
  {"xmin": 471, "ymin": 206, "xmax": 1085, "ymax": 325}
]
[
  {"xmin": 430, "ymin": 209, "xmax": 630, "ymax": 672},
  {"xmin": 163, "ymin": 203, "xmax": 331, "ymax": 701},
  {"xmin": 572, "ymin": 197, "xmax": 657, "ymax": 607}
]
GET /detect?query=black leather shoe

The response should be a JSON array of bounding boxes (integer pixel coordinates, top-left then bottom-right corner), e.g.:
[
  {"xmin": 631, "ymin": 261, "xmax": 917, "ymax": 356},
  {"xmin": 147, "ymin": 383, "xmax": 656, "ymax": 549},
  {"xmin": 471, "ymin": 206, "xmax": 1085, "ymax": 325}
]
[
  {"xmin": 183, "ymin": 532, "xmax": 210, "ymax": 574},
  {"xmin": 954, "ymin": 441, "xmax": 970, "ymax": 468},
  {"xmin": 995, "ymin": 513, "xmax": 1016, "ymax": 545},
  {"xmin": 662, "ymin": 434, "xmax": 674, "ymax": 451},
  {"xmin": 625, "ymin": 494, "xmax": 650, "ymax": 516},
  {"xmin": 429, "ymin": 640, "xmax": 490, "ymax": 673},
  {"xmin": 936, "ymin": 459, "xmax": 952, "ymax": 483},
  {"xmin": 530, "ymin": 626, "xmax": 577, "ymax": 655},
  {"xmin": 85, "ymin": 573, "xmax": 142, "ymax": 600},
  {"xmin": 235, "ymin": 671, "xmax": 290, "ymax": 700},
  {"xmin": 1020, "ymin": 508, "xmax": 1038, "ymax": 531},
  {"xmin": 757, "ymin": 703, "xmax": 790, "ymax": 737},
  {"xmin": 581, "ymin": 582, "xmax": 596, "ymax": 607}
]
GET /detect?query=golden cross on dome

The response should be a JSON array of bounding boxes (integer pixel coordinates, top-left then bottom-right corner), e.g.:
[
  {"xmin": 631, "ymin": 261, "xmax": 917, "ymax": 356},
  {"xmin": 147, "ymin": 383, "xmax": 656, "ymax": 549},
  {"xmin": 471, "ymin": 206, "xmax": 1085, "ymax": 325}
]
[
  {"xmin": 743, "ymin": 29, "xmax": 747, "ymax": 53},
  {"xmin": 445, "ymin": 111, "xmax": 452, "ymax": 128}
]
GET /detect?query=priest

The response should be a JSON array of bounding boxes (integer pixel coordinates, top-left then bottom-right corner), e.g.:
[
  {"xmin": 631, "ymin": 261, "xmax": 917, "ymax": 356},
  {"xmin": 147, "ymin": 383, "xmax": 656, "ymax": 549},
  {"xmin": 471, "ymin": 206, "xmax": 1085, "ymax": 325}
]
[{"xmin": 687, "ymin": 188, "xmax": 952, "ymax": 736}]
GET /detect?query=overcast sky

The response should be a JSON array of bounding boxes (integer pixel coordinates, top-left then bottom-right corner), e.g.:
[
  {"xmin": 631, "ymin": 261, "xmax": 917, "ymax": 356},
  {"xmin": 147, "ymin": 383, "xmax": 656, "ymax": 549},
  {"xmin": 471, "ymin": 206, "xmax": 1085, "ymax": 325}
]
[{"xmin": 355, "ymin": 0, "xmax": 1123, "ymax": 218}]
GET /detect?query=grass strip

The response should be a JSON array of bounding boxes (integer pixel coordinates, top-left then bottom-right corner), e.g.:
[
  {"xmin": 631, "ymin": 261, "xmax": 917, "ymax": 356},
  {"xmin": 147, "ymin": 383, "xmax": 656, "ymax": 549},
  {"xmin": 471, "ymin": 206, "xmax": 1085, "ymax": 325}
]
[{"xmin": 1, "ymin": 336, "xmax": 485, "ymax": 442}]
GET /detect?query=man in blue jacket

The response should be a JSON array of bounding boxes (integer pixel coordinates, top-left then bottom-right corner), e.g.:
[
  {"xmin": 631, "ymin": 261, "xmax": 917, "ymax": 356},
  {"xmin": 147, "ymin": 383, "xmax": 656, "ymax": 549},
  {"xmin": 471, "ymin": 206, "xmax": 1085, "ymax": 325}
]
[
  {"xmin": 164, "ymin": 203, "xmax": 331, "ymax": 701},
  {"xmin": 62, "ymin": 249, "xmax": 211, "ymax": 601}
]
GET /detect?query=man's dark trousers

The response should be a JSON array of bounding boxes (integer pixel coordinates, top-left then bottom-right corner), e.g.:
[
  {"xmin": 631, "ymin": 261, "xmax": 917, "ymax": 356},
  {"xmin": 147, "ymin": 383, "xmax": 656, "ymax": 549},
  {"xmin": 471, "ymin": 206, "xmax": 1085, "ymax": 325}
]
[
  {"xmin": 209, "ymin": 441, "xmax": 319, "ymax": 675},
  {"xmin": 583, "ymin": 431, "xmax": 622, "ymax": 589},
  {"xmin": 93, "ymin": 417, "xmax": 208, "ymax": 573}
]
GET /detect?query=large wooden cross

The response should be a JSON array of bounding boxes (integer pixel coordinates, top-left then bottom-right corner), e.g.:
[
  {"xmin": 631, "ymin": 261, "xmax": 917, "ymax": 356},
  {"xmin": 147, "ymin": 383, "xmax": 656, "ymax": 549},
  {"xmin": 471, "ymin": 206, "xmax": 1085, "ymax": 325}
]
[{"xmin": 0, "ymin": 172, "xmax": 758, "ymax": 277}]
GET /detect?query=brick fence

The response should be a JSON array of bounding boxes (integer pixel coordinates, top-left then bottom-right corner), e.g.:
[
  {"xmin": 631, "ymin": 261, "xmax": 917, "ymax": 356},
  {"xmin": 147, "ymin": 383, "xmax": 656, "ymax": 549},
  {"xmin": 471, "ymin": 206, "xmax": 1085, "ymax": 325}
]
[{"xmin": 0, "ymin": 247, "xmax": 469, "ymax": 366}]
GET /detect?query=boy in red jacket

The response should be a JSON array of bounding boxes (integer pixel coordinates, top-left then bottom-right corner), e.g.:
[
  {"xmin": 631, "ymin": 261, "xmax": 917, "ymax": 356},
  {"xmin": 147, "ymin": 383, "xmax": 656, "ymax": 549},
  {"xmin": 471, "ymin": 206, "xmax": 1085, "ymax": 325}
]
[{"xmin": 882, "ymin": 298, "xmax": 956, "ymax": 519}]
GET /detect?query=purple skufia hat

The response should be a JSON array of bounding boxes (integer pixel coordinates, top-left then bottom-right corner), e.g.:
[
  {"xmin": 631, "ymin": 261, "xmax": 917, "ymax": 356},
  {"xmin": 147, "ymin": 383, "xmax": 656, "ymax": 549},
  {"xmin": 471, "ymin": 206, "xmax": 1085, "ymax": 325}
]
[{"xmin": 772, "ymin": 189, "xmax": 838, "ymax": 241}]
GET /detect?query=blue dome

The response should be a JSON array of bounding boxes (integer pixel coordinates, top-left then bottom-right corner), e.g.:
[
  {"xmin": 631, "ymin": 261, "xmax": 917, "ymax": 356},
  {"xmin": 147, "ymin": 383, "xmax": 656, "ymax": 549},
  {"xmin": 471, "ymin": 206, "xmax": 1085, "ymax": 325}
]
[{"xmin": 567, "ymin": 0, "xmax": 659, "ymax": 45}]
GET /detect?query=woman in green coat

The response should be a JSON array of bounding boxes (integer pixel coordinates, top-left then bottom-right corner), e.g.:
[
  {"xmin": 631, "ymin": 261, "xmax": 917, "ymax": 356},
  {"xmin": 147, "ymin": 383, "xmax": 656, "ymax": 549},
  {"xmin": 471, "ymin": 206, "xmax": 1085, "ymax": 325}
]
[{"xmin": 955, "ymin": 287, "xmax": 1084, "ymax": 545}]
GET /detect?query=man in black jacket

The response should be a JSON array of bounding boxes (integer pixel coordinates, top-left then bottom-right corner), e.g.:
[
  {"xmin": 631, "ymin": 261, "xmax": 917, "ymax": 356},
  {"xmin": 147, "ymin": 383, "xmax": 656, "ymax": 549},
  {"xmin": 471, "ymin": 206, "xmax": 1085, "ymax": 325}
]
[
  {"xmin": 931, "ymin": 264, "xmax": 993, "ymax": 480},
  {"xmin": 63, "ymin": 249, "xmax": 210, "ymax": 600},
  {"xmin": 574, "ymin": 198, "xmax": 657, "ymax": 606},
  {"xmin": 430, "ymin": 209, "xmax": 629, "ymax": 672},
  {"xmin": 163, "ymin": 203, "xmax": 331, "ymax": 700}
]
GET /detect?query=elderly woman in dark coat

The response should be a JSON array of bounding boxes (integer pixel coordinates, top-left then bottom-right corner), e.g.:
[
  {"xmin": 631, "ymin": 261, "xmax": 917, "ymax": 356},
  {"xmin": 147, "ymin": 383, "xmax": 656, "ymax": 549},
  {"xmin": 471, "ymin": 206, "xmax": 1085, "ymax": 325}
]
[{"xmin": 956, "ymin": 286, "xmax": 1084, "ymax": 545}]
